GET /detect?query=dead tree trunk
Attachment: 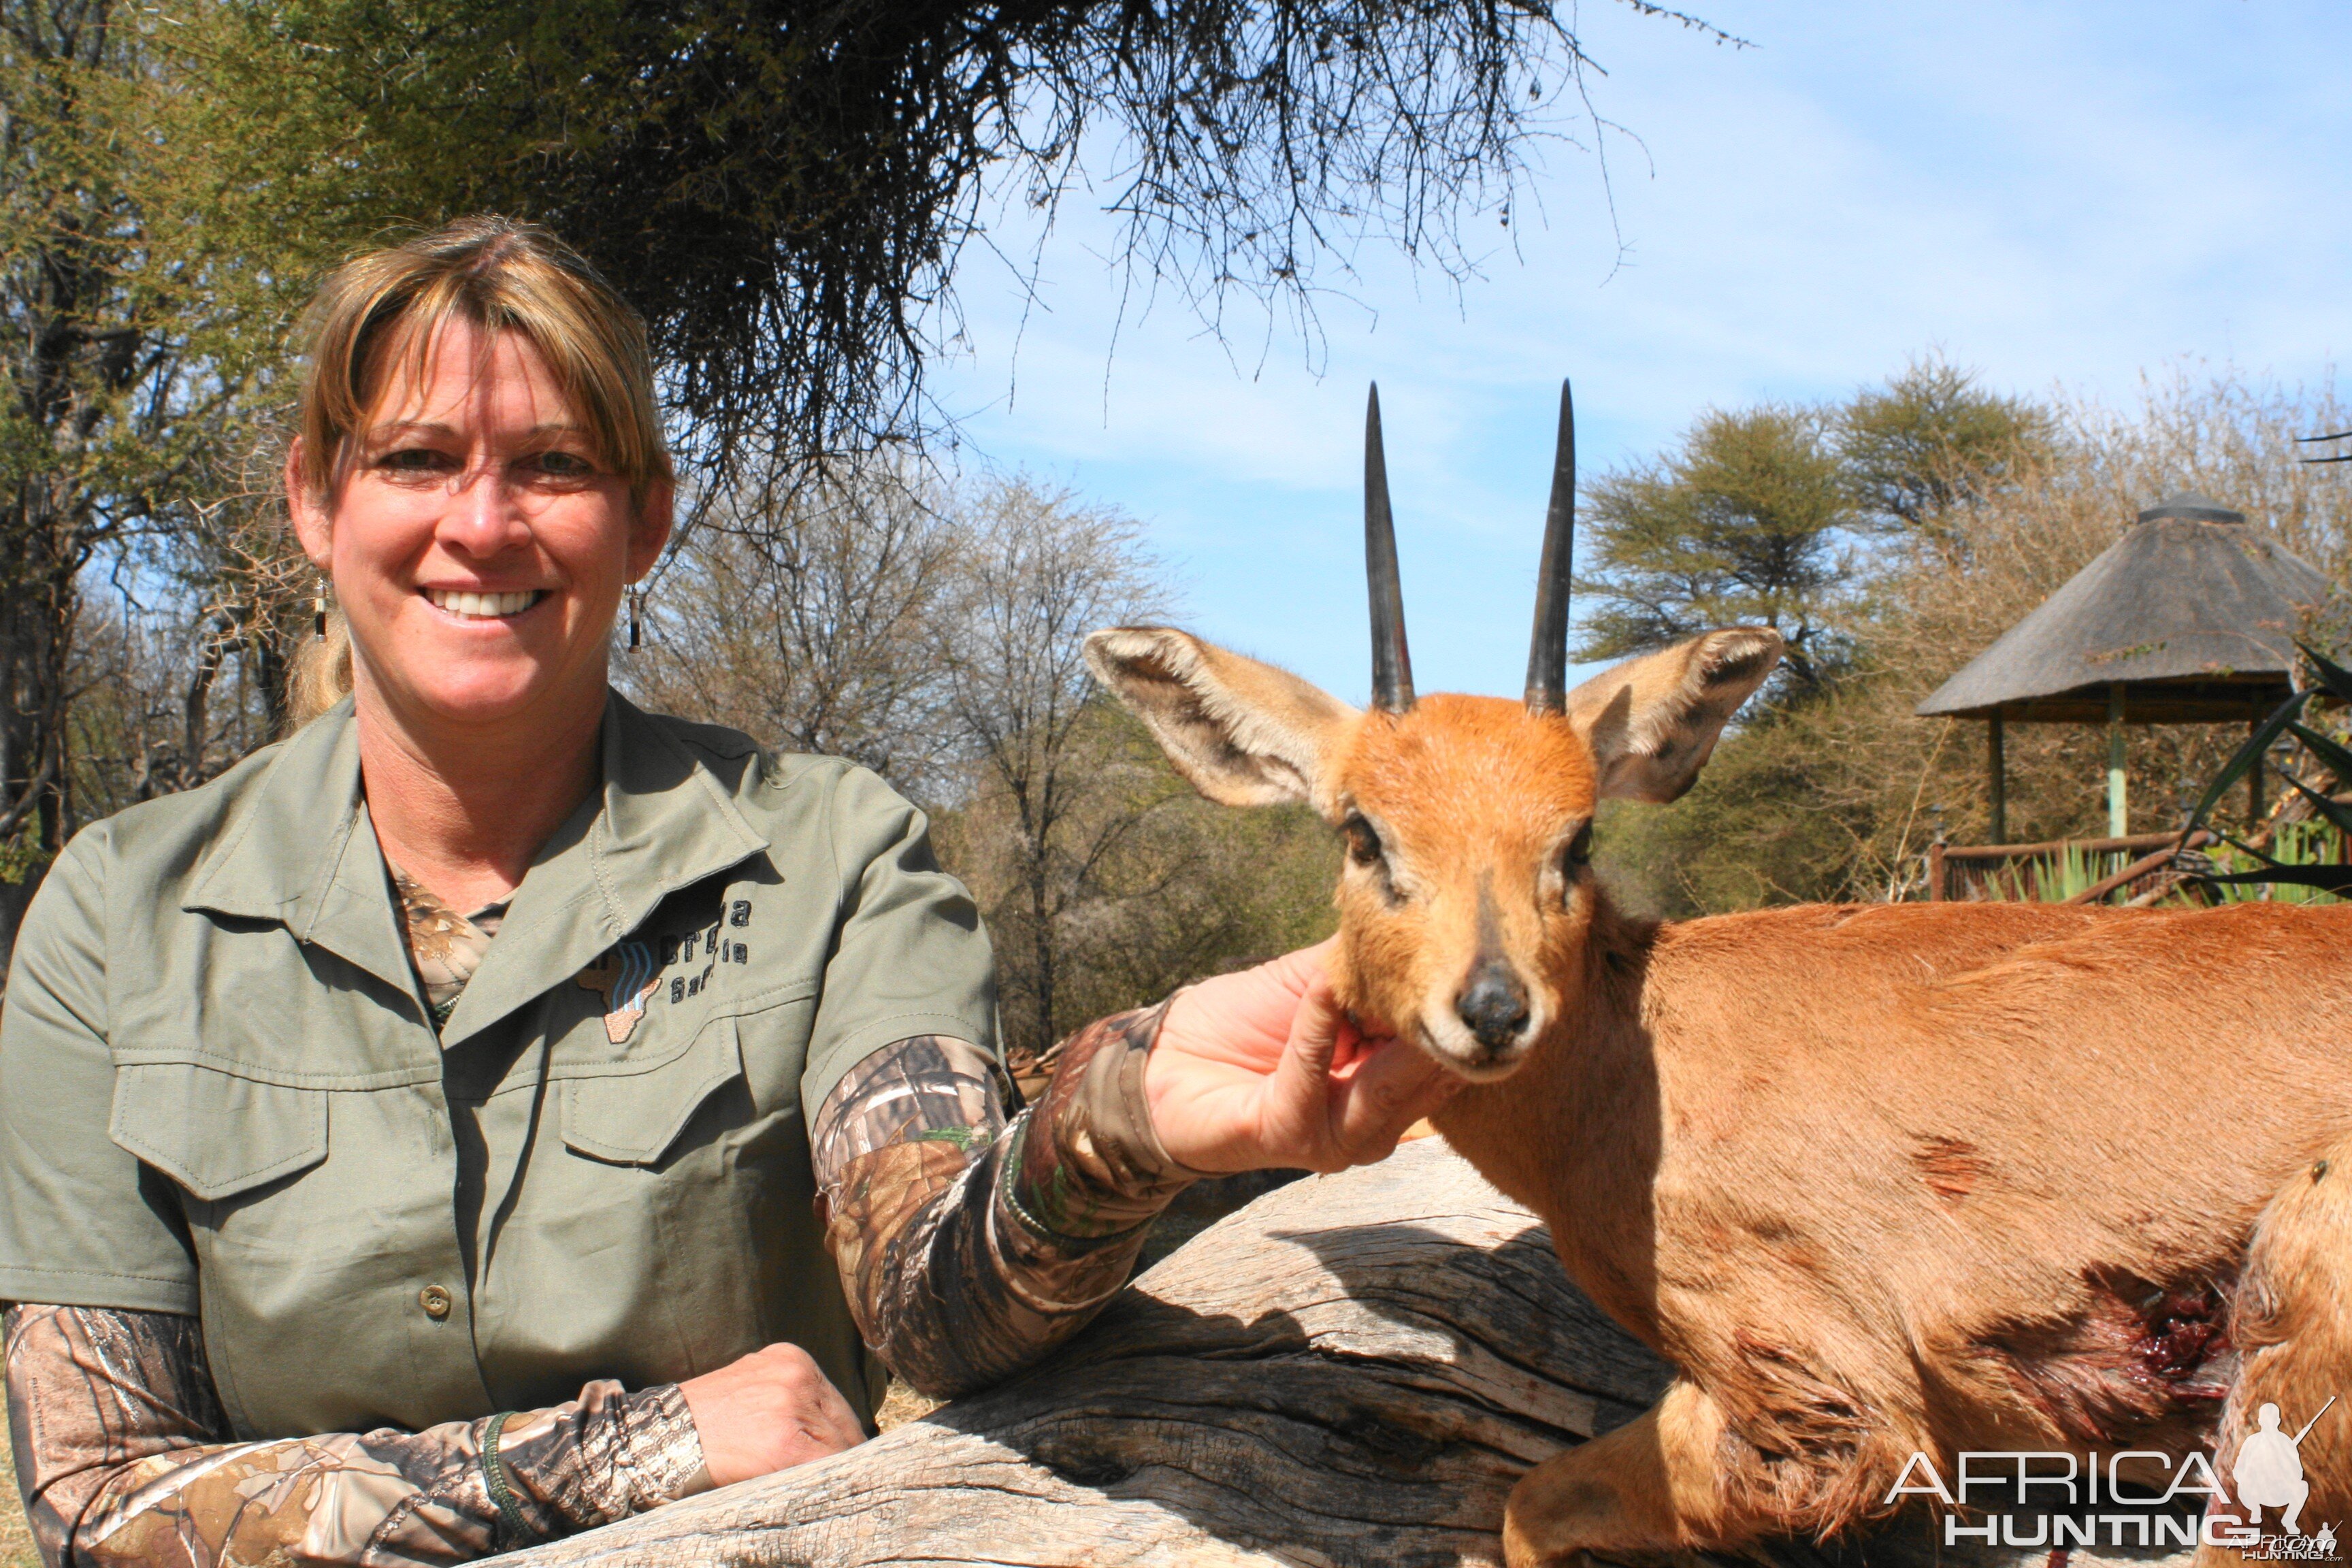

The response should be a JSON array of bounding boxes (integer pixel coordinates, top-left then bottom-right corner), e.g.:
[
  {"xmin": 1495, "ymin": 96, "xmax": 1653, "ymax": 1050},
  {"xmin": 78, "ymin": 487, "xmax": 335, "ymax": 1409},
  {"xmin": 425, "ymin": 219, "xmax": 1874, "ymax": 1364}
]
[{"xmin": 510, "ymin": 1140, "xmax": 2192, "ymax": 1568}]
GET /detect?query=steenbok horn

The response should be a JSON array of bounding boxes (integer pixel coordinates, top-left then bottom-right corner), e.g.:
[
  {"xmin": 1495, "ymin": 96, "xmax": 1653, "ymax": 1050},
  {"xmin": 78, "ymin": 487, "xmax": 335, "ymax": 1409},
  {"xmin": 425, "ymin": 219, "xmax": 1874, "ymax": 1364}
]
[
  {"xmin": 1524, "ymin": 379, "xmax": 1573, "ymax": 714},
  {"xmin": 1365, "ymin": 383, "xmax": 1414, "ymax": 713}
]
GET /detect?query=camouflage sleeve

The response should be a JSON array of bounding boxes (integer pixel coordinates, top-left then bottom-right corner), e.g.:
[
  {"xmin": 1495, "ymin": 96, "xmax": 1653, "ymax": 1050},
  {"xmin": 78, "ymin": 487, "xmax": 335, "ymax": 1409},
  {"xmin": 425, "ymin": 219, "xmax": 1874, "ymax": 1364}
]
[
  {"xmin": 3, "ymin": 1304, "xmax": 706, "ymax": 1566},
  {"xmin": 812, "ymin": 1007, "xmax": 1202, "ymax": 1400}
]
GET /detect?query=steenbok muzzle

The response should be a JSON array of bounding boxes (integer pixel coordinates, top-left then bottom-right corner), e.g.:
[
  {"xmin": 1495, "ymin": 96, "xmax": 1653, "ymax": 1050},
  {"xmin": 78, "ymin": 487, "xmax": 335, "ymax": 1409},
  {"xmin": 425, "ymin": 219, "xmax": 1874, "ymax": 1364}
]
[{"xmin": 1088, "ymin": 382, "xmax": 2352, "ymax": 1568}]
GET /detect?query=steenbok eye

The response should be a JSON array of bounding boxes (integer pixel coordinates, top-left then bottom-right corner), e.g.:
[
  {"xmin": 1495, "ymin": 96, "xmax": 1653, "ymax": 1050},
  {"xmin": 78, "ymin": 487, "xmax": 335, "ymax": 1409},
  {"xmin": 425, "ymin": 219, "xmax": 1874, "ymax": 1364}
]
[
  {"xmin": 1342, "ymin": 815, "xmax": 1384, "ymax": 867},
  {"xmin": 1563, "ymin": 823, "xmax": 1595, "ymax": 870}
]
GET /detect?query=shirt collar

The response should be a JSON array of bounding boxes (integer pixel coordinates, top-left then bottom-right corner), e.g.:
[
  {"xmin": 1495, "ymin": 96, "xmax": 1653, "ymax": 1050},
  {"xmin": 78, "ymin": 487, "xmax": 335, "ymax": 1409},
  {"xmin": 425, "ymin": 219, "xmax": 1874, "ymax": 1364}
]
[
  {"xmin": 181, "ymin": 699, "xmax": 415, "ymax": 995},
  {"xmin": 434, "ymin": 689, "xmax": 771, "ymax": 1047},
  {"xmin": 585, "ymin": 687, "xmax": 772, "ymax": 932},
  {"xmin": 183, "ymin": 691, "xmax": 772, "ymax": 1045}
]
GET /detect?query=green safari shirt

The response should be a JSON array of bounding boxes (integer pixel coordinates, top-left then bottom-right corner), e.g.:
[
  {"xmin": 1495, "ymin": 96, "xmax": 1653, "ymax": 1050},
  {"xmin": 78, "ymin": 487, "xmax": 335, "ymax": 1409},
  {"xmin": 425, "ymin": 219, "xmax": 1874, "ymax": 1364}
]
[{"xmin": 0, "ymin": 691, "xmax": 996, "ymax": 1439}]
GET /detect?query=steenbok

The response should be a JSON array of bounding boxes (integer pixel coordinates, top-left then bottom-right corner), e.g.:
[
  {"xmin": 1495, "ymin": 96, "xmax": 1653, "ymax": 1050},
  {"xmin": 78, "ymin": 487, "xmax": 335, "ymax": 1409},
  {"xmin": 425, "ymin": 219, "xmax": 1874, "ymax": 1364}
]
[{"xmin": 1087, "ymin": 384, "xmax": 2352, "ymax": 1567}]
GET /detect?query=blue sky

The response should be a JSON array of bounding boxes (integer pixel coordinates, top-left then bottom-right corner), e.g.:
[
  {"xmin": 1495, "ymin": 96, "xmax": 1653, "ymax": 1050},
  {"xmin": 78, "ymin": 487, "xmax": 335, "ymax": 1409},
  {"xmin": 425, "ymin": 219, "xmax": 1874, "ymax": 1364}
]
[{"xmin": 926, "ymin": 1, "xmax": 2352, "ymax": 702}]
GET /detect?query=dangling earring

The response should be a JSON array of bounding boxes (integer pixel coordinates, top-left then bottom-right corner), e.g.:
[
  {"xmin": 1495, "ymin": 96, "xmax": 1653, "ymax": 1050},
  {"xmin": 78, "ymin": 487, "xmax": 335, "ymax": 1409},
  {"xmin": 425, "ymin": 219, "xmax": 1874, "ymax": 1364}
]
[
  {"xmin": 312, "ymin": 578, "xmax": 329, "ymax": 640},
  {"xmin": 627, "ymin": 588, "xmax": 643, "ymax": 649}
]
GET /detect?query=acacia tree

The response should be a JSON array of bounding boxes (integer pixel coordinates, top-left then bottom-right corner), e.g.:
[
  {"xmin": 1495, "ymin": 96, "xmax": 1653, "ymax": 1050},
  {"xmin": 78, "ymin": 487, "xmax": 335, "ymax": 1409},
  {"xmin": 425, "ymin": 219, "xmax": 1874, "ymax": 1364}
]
[
  {"xmin": 1838, "ymin": 355, "xmax": 2055, "ymax": 549},
  {"xmin": 1575, "ymin": 361, "xmax": 2052, "ymax": 691},
  {"xmin": 182, "ymin": 0, "xmax": 1731, "ymax": 472},
  {"xmin": 1585, "ymin": 365, "xmax": 2338, "ymax": 918},
  {"xmin": 1575, "ymin": 403, "xmax": 1855, "ymax": 688}
]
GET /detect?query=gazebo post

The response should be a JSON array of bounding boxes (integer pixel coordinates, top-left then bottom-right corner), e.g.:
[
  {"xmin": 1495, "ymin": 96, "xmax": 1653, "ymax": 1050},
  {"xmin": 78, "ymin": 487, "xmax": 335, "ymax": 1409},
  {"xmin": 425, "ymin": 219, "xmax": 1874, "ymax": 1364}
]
[
  {"xmin": 1987, "ymin": 711, "xmax": 2006, "ymax": 847},
  {"xmin": 2106, "ymin": 683, "xmax": 2127, "ymax": 837},
  {"xmin": 2249, "ymin": 717, "xmax": 2264, "ymax": 823}
]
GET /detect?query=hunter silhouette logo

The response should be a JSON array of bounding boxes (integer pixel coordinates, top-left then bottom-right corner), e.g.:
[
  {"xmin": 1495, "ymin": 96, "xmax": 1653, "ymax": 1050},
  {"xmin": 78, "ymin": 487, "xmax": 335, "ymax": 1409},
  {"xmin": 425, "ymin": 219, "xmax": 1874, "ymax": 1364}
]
[
  {"xmin": 1880, "ymin": 1411, "xmax": 2342, "ymax": 1559},
  {"xmin": 2237, "ymin": 1398, "xmax": 2336, "ymax": 1539}
]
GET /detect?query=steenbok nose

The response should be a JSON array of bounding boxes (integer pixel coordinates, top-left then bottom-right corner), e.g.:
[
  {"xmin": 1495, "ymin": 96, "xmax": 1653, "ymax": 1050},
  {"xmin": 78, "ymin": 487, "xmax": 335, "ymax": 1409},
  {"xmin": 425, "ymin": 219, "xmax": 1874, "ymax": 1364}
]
[{"xmin": 1455, "ymin": 958, "xmax": 1531, "ymax": 1052}]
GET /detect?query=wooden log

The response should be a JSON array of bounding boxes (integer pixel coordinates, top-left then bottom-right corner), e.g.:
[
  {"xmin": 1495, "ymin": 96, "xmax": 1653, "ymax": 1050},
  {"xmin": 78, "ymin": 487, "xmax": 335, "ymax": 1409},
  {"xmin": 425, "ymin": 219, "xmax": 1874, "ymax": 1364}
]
[{"xmin": 510, "ymin": 1141, "xmax": 2194, "ymax": 1568}]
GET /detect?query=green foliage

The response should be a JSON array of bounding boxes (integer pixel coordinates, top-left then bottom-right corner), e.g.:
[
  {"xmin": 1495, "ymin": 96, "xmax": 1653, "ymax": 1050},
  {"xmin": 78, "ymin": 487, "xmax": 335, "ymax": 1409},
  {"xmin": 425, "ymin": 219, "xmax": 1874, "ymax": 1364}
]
[
  {"xmin": 0, "ymin": 0, "xmax": 334, "ymax": 931},
  {"xmin": 2174, "ymin": 644, "xmax": 2352, "ymax": 900},
  {"xmin": 2034, "ymin": 842, "xmax": 2106, "ymax": 902},
  {"xmin": 1576, "ymin": 403, "xmax": 1852, "ymax": 687},
  {"xmin": 1591, "ymin": 703, "xmax": 1882, "ymax": 916},
  {"xmin": 1987, "ymin": 841, "xmax": 2114, "ymax": 903},
  {"xmin": 2200, "ymin": 821, "xmax": 2347, "ymax": 904},
  {"xmin": 1838, "ymin": 355, "xmax": 2057, "ymax": 534},
  {"xmin": 1575, "ymin": 358, "xmax": 2054, "ymax": 698}
]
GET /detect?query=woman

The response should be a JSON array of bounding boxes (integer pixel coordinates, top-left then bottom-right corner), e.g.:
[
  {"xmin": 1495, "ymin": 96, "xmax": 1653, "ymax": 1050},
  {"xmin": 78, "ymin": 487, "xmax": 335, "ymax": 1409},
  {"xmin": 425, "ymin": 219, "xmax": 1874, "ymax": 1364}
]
[{"xmin": 0, "ymin": 217, "xmax": 1455, "ymax": 1566}]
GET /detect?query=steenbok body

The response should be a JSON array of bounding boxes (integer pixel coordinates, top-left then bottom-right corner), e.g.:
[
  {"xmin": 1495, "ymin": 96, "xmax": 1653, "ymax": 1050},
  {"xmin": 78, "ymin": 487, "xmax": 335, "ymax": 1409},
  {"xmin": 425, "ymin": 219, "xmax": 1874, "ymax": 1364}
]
[{"xmin": 1086, "ymin": 386, "xmax": 2352, "ymax": 1567}]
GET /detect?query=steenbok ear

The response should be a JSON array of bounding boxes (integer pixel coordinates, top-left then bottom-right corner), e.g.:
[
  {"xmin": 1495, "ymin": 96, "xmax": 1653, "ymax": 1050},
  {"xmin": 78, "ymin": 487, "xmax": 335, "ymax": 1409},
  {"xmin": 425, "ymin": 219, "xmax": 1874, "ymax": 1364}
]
[
  {"xmin": 1565, "ymin": 627, "xmax": 1783, "ymax": 803},
  {"xmin": 1085, "ymin": 627, "xmax": 1358, "ymax": 808}
]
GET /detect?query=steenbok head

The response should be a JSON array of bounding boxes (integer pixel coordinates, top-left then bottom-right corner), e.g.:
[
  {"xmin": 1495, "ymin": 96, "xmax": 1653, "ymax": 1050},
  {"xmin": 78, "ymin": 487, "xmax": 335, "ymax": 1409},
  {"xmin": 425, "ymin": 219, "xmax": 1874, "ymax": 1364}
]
[{"xmin": 1086, "ymin": 384, "xmax": 1782, "ymax": 1079}]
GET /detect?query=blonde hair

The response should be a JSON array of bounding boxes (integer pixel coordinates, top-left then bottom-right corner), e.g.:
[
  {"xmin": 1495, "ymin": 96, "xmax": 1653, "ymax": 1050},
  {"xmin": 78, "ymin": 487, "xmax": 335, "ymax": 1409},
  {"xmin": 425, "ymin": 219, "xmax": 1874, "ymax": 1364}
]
[{"xmin": 287, "ymin": 216, "xmax": 670, "ymax": 725}]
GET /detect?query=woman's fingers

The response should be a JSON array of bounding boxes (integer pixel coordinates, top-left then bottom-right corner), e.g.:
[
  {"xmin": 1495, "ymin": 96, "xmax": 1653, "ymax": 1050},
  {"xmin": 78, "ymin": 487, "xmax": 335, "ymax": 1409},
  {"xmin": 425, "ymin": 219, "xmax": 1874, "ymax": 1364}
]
[
  {"xmin": 1158, "ymin": 936, "xmax": 1338, "ymax": 1071},
  {"xmin": 1263, "ymin": 934, "xmax": 1339, "ymax": 996},
  {"xmin": 1328, "ymin": 1032, "xmax": 1460, "ymax": 1164},
  {"xmin": 1149, "ymin": 939, "xmax": 1457, "ymax": 1176},
  {"xmin": 1264, "ymin": 978, "xmax": 1348, "ymax": 1169},
  {"xmin": 1281, "ymin": 975, "xmax": 1345, "ymax": 1083},
  {"xmin": 1257, "ymin": 979, "xmax": 1459, "ymax": 1172}
]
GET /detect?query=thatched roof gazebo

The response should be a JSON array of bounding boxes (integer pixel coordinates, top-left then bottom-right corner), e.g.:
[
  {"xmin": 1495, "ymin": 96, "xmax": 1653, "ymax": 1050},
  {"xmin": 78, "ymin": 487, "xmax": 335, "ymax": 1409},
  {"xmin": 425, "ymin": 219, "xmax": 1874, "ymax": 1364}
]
[{"xmin": 1916, "ymin": 493, "xmax": 2329, "ymax": 845}]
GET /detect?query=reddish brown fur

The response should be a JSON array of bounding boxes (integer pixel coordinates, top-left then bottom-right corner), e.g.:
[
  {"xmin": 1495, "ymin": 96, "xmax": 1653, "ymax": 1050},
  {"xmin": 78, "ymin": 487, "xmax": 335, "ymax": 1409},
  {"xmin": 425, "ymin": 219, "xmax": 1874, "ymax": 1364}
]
[
  {"xmin": 1911, "ymin": 1137, "xmax": 1987, "ymax": 1202},
  {"xmin": 1085, "ymin": 625, "xmax": 2352, "ymax": 1568},
  {"xmin": 1324, "ymin": 695, "xmax": 1603, "ymax": 1049},
  {"xmin": 1389, "ymin": 734, "xmax": 2352, "ymax": 1564}
]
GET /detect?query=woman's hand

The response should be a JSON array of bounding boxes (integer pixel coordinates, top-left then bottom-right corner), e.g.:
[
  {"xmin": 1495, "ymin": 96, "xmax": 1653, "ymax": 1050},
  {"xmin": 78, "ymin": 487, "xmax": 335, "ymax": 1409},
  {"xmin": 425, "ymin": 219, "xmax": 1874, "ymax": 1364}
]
[
  {"xmin": 1143, "ymin": 937, "xmax": 1460, "ymax": 1175},
  {"xmin": 678, "ymin": 1343, "xmax": 864, "ymax": 1488}
]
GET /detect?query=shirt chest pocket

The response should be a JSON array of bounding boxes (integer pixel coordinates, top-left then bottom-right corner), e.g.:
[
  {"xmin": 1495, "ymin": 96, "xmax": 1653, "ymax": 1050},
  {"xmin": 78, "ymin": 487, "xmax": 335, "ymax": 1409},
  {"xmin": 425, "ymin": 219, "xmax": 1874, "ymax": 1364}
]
[
  {"xmin": 107, "ymin": 1060, "xmax": 472, "ymax": 1438},
  {"xmin": 558, "ymin": 1015, "xmax": 751, "ymax": 1167},
  {"xmin": 108, "ymin": 1062, "xmax": 329, "ymax": 1204},
  {"xmin": 105, "ymin": 1060, "xmax": 451, "ymax": 1259},
  {"xmin": 555, "ymin": 982, "xmax": 819, "ymax": 1165},
  {"xmin": 517, "ymin": 1013, "xmax": 794, "ymax": 1393}
]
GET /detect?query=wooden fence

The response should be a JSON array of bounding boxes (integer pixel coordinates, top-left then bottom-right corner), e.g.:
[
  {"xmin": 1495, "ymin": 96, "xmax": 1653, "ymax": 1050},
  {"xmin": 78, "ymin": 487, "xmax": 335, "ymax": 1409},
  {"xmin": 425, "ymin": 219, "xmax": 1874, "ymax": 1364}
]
[{"xmin": 1925, "ymin": 830, "xmax": 2215, "ymax": 906}]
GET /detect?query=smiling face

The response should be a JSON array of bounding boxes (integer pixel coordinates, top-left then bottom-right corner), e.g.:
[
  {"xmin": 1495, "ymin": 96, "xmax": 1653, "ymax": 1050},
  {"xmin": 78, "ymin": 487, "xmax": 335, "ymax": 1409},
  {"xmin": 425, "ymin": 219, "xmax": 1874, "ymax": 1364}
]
[{"xmin": 288, "ymin": 317, "xmax": 672, "ymax": 734}]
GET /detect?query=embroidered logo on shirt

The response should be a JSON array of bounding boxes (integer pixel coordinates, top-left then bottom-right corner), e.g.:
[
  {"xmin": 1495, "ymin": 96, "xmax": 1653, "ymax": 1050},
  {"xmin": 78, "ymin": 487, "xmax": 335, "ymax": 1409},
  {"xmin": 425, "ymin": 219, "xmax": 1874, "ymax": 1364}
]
[{"xmin": 577, "ymin": 941, "xmax": 660, "ymax": 1043}]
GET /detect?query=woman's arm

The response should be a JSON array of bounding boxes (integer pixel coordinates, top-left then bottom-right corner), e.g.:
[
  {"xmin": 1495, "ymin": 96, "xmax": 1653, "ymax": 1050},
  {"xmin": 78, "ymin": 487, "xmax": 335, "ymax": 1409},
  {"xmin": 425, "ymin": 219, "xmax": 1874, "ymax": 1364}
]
[
  {"xmin": 814, "ymin": 943, "xmax": 1458, "ymax": 1401},
  {"xmin": 4, "ymin": 1304, "xmax": 706, "ymax": 1567},
  {"xmin": 812, "ymin": 1011, "xmax": 1194, "ymax": 1399}
]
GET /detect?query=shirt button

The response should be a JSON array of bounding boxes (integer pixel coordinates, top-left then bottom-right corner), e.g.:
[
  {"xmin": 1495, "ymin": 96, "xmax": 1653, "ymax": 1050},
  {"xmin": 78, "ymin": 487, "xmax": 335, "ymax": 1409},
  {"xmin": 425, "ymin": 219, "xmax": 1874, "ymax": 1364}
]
[{"xmin": 419, "ymin": 1285, "xmax": 454, "ymax": 1320}]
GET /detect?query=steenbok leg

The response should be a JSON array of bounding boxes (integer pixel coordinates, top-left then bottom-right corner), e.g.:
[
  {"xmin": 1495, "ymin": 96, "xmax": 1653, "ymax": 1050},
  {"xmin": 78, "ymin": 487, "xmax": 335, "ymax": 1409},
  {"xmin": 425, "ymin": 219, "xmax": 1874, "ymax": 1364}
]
[{"xmin": 1502, "ymin": 1379, "xmax": 1765, "ymax": 1568}]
